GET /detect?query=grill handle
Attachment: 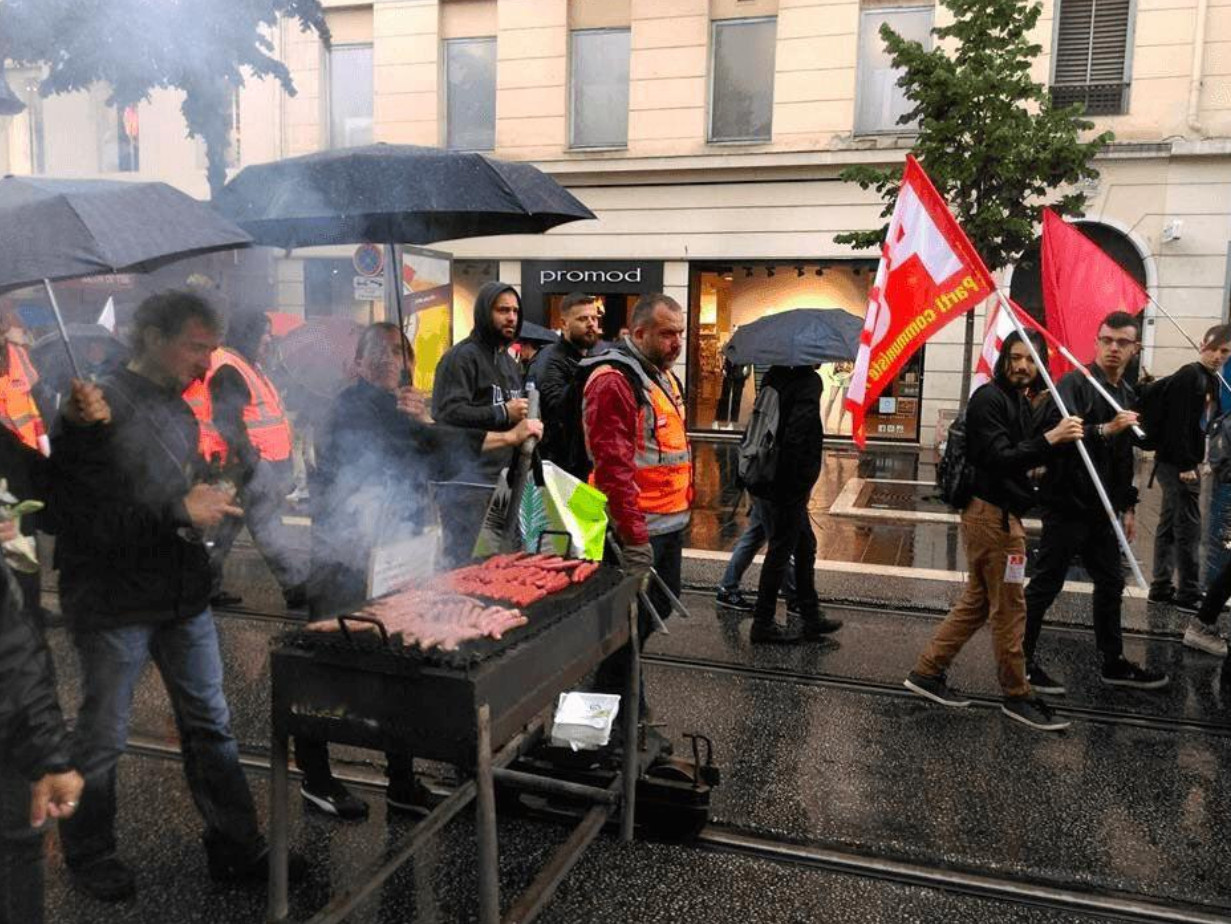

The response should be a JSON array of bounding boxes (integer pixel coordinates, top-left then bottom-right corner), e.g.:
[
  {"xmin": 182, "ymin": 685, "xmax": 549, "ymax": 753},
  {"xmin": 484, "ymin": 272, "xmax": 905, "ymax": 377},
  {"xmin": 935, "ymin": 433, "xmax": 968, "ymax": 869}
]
[{"xmin": 337, "ymin": 614, "xmax": 390, "ymax": 648}]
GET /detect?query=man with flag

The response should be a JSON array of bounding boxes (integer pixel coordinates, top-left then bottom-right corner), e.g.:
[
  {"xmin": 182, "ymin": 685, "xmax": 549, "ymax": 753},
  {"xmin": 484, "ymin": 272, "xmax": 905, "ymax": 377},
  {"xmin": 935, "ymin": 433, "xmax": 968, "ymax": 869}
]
[
  {"xmin": 1022, "ymin": 311, "xmax": 1168, "ymax": 692},
  {"xmin": 844, "ymin": 156, "xmax": 1085, "ymax": 730}
]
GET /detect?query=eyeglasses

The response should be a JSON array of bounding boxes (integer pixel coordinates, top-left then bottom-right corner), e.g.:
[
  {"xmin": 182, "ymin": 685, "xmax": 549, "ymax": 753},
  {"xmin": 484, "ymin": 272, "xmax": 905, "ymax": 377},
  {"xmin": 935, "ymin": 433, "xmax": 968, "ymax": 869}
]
[{"xmin": 1097, "ymin": 336, "xmax": 1137, "ymax": 349}]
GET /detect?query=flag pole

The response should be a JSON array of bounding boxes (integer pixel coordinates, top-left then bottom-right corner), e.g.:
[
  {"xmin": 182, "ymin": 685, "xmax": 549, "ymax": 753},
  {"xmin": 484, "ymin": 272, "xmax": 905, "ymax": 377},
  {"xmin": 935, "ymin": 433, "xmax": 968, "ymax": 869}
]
[
  {"xmin": 999, "ymin": 291, "xmax": 1148, "ymax": 591},
  {"xmin": 1145, "ymin": 292, "xmax": 1231, "ymax": 395},
  {"xmin": 1006, "ymin": 301, "xmax": 1145, "ymax": 441}
]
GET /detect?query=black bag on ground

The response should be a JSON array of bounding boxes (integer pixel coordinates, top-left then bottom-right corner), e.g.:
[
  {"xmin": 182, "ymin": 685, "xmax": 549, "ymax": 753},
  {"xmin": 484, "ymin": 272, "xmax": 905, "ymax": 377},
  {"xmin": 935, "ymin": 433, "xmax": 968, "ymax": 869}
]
[
  {"xmin": 936, "ymin": 410, "xmax": 976, "ymax": 510},
  {"xmin": 736, "ymin": 384, "xmax": 781, "ymax": 497}
]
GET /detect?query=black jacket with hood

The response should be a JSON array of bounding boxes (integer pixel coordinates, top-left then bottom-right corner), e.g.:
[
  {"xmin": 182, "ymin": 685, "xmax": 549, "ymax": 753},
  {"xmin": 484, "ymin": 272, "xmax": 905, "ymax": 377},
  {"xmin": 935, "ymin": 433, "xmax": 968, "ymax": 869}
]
[
  {"xmin": 431, "ymin": 281, "xmax": 524, "ymax": 484},
  {"xmin": 764, "ymin": 366, "xmax": 824, "ymax": 504}
]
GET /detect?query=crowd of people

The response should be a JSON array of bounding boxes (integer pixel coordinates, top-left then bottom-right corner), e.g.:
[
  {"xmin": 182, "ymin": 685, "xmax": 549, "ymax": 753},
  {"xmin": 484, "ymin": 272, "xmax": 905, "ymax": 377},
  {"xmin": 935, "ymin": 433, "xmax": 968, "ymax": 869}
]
[{"xmin": 1, "ymin": 283, "xmax": 1229, "ymax": 922}]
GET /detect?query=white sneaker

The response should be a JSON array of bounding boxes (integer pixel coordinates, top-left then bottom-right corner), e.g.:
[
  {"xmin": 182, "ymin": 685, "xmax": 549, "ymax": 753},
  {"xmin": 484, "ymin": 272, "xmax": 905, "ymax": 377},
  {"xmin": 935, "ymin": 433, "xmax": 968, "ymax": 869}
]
[{"xmin": 1183, "ymin": 620, "xmax": 1229, "ymax": 657}]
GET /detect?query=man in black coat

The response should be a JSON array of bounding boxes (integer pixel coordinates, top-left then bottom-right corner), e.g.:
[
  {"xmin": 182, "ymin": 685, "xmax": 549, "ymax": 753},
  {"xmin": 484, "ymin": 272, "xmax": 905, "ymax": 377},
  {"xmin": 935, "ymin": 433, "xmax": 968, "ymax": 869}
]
[
  {"xmin": 0, "ymin": 536, "xmax": 83, "ymax": 924},
  {"xmin": 1023, "ymin": 312, "xmax": 1167, "ymax": 693},
  {"xmin": 527, "ymin": 292, "xmax": 602, "ymax": 478},
  {"xmin": 1149, "ymin": 323, "xmax": 1231, "ymax": 611},
  {"xmin": 748, "ymin": 366, "xmax": 841, "ymax": 644},
  {"xmin": 52, "ymin": 291, "xmax": 299, "ymax": 901},
  {"xmin": 905, "ymin": 331, "xmax": 1083, "ymax": 732}
]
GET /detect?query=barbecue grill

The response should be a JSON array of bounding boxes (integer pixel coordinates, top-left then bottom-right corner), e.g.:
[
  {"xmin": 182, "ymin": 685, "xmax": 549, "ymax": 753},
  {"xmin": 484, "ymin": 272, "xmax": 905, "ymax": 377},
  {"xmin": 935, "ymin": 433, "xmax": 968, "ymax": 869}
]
[{"xmin": 268, "ymin": 563, "xmax": 644, "ymax": 924}]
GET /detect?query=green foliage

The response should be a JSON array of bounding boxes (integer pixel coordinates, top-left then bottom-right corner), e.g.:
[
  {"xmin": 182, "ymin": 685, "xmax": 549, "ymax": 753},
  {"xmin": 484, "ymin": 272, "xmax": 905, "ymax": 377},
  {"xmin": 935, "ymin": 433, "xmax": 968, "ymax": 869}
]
[
  {"xmin": 836, "ymin": 0, "xmax": 1112, "ymax": 272},
  {"xmin": 0, "ymin": 0, "xmax": 329, "ymax": 195}
]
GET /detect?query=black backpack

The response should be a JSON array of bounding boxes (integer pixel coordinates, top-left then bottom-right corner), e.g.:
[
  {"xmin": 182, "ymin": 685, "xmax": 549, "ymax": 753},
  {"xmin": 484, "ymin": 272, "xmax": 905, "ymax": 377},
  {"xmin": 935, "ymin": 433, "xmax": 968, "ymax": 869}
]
[
  {"xmin": 936, "ymin": 410, "xmax": 976, "ymax": 509},
  {"xmin": 1135, "ymin": 372, "xmax": 1173, "ymax": 451},
  {"xmin": 737, "ymin": 384, "xmax": 782, "ymax": 498}
]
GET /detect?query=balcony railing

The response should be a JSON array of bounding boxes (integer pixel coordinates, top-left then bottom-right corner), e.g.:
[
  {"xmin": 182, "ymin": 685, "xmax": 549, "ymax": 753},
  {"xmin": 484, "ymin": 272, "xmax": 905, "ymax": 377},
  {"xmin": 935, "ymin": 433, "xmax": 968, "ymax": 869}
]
[{"xmin": 1050, "ymin": 83, "xmax": 1130, "ymax": 116}]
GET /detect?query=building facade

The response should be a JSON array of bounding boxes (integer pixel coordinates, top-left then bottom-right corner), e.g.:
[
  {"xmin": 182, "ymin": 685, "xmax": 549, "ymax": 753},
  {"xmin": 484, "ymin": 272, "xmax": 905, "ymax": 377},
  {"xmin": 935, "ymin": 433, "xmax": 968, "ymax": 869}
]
[{"xmin": 3, "ymin": 0, "xmax": 1230, "ymax": 443}]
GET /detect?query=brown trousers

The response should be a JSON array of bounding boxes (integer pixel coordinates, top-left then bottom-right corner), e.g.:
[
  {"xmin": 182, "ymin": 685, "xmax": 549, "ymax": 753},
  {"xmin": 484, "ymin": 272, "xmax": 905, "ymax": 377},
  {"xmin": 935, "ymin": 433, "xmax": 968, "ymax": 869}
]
[{"xmin": 914, "ymin": 498, "xmax": 1031, "ymax": 698}]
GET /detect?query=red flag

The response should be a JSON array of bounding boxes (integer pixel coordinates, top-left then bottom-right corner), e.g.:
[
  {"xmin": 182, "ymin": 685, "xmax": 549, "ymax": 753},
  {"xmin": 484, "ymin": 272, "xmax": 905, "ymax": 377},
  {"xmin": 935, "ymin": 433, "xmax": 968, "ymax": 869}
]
[
  {"xmin": 971, "ymin": 298, "xmax": 1017, "ymax": 394},
  {"xmin": 1041, "ymin": 209, "xmax": 1148, "ymax": 378},
  {"xmin": 846, "ymin": 155, "xmax": 997, "ymax": 446}
]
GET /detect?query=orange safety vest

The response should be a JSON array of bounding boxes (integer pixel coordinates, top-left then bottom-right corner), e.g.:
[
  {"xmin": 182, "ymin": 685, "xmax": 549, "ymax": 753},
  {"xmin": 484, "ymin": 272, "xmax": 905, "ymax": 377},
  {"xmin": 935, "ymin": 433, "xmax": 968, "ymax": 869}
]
[
  {"xmin": 584, "ymin": 352, "xmax": 693, "ymax": 535},
  {"xmin": 183, "ymin": 347, "xmax": 293, "ymax": 464},
  {"xmin": 0, "ymin": 343, "xmax": 48, "ymax": 456}
]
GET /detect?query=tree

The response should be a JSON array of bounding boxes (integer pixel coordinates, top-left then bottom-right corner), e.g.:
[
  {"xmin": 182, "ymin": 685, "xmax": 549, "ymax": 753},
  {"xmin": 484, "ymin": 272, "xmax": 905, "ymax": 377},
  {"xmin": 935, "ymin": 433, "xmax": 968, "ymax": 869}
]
[
  {"xmin": 836, "ymin": 0, "xmax": 1112, "ymax": 400},
  {"xmin": 0, "ymin": 0, "xmax": 330, "ymax": 197}
]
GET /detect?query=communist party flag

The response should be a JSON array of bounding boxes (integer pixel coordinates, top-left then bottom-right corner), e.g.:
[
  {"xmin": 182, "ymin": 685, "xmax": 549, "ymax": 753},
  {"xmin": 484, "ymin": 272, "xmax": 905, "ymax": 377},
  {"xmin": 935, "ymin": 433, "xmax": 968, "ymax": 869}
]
[
  {"xmin": 970, "ymin": 297, "xmax": 1018, "ymax": 394},
  {"xmin": 1041, "ymin": 208, "xmax": 1148, "ymax": 378},
  {"xmin": 845, "ymin": 155, "xmax": 997, "ymax": 446}
]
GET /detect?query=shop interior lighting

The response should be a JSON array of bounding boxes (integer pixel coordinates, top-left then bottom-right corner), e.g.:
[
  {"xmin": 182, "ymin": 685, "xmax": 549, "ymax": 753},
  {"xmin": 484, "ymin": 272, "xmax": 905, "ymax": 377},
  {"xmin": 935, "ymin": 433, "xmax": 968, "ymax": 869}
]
[
  {"xmin": 744, "ymin": 266, "xmax": 754, "ymax": 278},
  {"xmin": 815, "ymin": 266, "xmax": 824, "ymax": 277},
  {"xmin": 766, "ymin": 266, "xmax": 775, "ymax": 277},
  {"xmin": 795, "ymin": 265, "xmax": 805, "ymax": 278}
]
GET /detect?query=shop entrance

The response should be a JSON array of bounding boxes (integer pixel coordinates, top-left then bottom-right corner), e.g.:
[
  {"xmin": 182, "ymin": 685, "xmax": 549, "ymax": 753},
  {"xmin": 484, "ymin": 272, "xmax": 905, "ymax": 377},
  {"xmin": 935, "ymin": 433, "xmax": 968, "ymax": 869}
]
[
  {"xmin": 520, "ymin": 260, "xmax": 664, "ymax": 337},
  {"xmin": 686, "ymin": 260, "xmax": 924, "ymax": 442},
  {"xmin": 544, "ymin": 292, "xmax": 634, "ymax": 342}
]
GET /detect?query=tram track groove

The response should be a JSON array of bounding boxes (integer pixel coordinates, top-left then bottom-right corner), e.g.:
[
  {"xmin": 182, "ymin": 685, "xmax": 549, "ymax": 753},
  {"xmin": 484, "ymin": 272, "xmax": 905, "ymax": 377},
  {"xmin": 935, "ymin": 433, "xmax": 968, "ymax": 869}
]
[{"xmin": 119, "ymin": 738, "xmax": 1230, "ymax": 924}]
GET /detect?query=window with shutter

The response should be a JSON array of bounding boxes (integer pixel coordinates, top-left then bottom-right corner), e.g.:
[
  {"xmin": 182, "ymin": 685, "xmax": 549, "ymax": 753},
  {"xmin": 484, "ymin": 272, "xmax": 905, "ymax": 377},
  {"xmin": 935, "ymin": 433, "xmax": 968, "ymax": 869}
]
[{"xmin": 1050, "ymin": 0, "xmax": 1133, "ymax": 115}]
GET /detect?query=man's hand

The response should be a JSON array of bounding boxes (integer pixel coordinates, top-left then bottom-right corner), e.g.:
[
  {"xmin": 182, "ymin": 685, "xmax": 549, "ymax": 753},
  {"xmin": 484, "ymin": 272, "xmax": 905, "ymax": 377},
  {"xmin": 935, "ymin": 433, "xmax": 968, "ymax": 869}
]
[
  {"xmin": 184, "ymin": 483, "xmax": 243, "ymax": 529},
  {"xmin": 510, "ymin": 418, "xmax": 543, "ymax": 445},
  {"xmin": 396, "ymin": 387, "xmax": 431, "ymax": 422},
  {"xmin": 622, "ymin": 543, "xmax": 654, "ymax": 573},
  {"xmin": 1123, "ymin": 509, "xmax": 1137, "ymax": 543},
  {"xmin": 30, "ymin": 770, "xmax": 84, "ymax": 827},
  {"xmin": 504, "ymin": 398, "xmax": 529, "ymax": 423},
  {"xmin": 1103, "ymin": 410, "xmax": 1139, "ymax": 436},
  {"xmin": 1180, "ymin": 469, "xmax": 1200, "ymax": 484},
  {"xmin": 62, "ymin": 379, "xmax": 111, "ymax": 426},
  {"xmin": 1044, "ymin": 416, "xmax": 1084, "ymax": 445}
]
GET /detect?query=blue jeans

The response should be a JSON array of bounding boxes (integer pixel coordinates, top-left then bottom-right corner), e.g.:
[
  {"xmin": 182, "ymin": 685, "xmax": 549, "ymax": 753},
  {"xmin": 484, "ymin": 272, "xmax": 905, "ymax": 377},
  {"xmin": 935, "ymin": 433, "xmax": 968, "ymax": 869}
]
[
  {"xmin": 1204, "ymin": 483, "xmax": 1231, "ymax": 592},
  {"xmin": 59, "ymin": 610, "xmax": 261, "ymax": 868},
  {"xmin": 720, "ymin": 498, "xmax": 797, "ymax": 599}
]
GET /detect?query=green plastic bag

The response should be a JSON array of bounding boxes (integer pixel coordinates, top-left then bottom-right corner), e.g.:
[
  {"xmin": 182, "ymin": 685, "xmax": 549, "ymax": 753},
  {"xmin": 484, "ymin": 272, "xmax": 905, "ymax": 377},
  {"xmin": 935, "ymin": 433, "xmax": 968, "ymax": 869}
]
[{"xmin": 519, "ymin": 462, "xmax": 608, "ymax": 560}]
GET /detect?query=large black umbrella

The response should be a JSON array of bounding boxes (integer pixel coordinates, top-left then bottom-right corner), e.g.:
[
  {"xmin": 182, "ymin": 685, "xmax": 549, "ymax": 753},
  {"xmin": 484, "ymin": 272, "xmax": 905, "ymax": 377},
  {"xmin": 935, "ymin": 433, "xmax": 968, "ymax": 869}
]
[
  {"xmin": 212, "ymin": 143, "xmax": 595, "ymax": 249},
  {"xmin": 0, "ymin": 176, "xmax": 252, "ymax": 376},
  {"xmin": 0, "ymin": 176, "xmax": 252, "ymax": 293},
  {"xmin": 723, "ymin": 308, "xmax": 863, "ymax": 366}
]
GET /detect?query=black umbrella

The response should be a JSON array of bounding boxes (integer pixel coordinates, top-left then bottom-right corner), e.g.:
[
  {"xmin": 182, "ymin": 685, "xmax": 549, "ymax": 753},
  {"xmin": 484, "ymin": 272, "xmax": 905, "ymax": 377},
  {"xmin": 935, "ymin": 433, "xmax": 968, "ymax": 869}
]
[
  {"xmin": 212, "ymin": 143, "xmax": 595, "ymax": 249},
  {"xmin": 0, "ymin": 176, "xmax": 252, "ymax": 376},
  {"xmin": 723, "ymin": 308, "xmax": 864, "ymax": 366},
  {"xmin": 516, "ymin": 321, "xmax": 558, "ymax": 346},
  {"xmin": 214, "ymin": 143, "xmax": 595, "ymax": 381}
]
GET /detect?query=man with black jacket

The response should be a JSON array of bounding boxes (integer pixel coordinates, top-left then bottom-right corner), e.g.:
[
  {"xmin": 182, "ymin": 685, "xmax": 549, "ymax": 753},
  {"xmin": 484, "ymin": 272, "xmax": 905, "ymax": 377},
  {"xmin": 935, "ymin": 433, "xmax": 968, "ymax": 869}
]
[
  {"xmin": 1149, "ymin": 323, "xmax": 1231, "ymax": 611},
  {"xmin": 52, "ymin": 292, "xmax": 301, "ymax": 901},
  {"xmin": 905, "ymin": 330, "xmax": 1083, "ymax": 732},
  {"xmin": 1024, "ymin": 312, "xmax": 1167, "ymax": 693},
  {"xmin": 748, "ymin": 366, "xmax": 842, "ymax": 644},
  {"xmin": 0, "ymin": 531, "xmax": 83, "ymax": 924},
  {"xmin": 527, "ymin": 292, "xmax": 601, "ymax": 477}
]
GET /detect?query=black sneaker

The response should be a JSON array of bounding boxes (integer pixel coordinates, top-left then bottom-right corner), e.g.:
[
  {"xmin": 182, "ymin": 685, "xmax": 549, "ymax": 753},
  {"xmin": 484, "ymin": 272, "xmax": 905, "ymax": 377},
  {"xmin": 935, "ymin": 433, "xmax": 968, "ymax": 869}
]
[
  {"xmin": 1174, "ymin": 595, "xmax": 1204, "ymax": 615},
  {"xmin": 716, "ymin": 588, "xmax": 755, "ymax": 612},
  {"xmin": 70, "ymin": 856, "xmax": 137, "ymax": 902},
  {"xmin": 1027, "ymin": 663, "xmax": 1067, "ymax": 696},
  {"xmin": 1147, "ymin": 586, "xmax": 1175, "ymax": 604},
  {"xmin": 301, "ymin": 779, "xmax": 370, "ymax": 820},
  {"xmin": 1001, "ymin": 696, "xmax": 1070, "ymax": 731},
  {"xmin": 207, "ymin": 845, "xmax": 308, "ymax": 884},
  {"xmin": 387, "ymin": 779, "xmax": 435, "ymax": 818},
  {"xmin": 1101, "ymin": 658, "xmax": 1170, "ymax": 690},
  {"xmin": 801, "ymin": 615, "xmax": 844, "ymax": 639},
  {"xmin": 903, "ymin": 671, "xmax": 971, "ymax": 707},
  {"xmin": 749, "ymin": 621, "xmax": 803, "ymax": 644}
]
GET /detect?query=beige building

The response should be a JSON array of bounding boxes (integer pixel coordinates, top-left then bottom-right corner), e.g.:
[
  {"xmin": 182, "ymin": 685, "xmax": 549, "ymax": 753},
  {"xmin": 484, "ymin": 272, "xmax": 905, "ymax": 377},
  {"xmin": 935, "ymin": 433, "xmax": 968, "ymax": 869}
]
[{"xmin": 3, "ymin": 0, "xmax": 1230, "ymax": 443}]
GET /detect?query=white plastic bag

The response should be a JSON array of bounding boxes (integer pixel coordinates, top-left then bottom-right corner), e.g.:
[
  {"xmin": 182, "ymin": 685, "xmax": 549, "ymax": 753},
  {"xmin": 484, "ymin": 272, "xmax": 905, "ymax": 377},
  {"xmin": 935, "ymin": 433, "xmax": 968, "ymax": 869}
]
[{"xmin": 550, "ymin": 691, "xmax": 622, "ymax": 751}]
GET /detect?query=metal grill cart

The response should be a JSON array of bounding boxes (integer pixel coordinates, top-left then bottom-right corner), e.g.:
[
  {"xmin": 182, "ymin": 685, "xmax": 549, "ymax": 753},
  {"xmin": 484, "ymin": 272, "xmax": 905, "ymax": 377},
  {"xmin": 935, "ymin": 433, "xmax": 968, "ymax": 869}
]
[{"xmin": 267, "ymin": 565, "xmax": 643, "ymax": 924}]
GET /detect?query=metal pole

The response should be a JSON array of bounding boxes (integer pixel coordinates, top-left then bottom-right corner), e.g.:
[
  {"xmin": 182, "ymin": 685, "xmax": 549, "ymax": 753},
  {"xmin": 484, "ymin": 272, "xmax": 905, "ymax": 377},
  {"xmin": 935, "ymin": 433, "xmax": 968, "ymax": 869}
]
[
  {"xmin": 620, "ymin": 599, "xmax": 640, "ymax": 842},
  {"xmin": 386, "ymin": 244, "xmax": 411, "ymax": 380},
  {"xmin": 1005, "ymin": 300, "xmax": 1145, "ymax": 440},
  {"xmin": 1000, "ymin": 292, "xmax": 1148, "ymax": 590},
  {"xmin": 44, "ymin": 279, "xmax": 83, "ymax": 379},
  {"xmin": 267, "ymin": 688, "xmax": 289, "ymax": 922},
  {"xmin": 475, "ymin": 702, "xmax": 500, "ymax": 924},
  {"xmin": 1146, "ymin": 291, "xmax": 1231, "ymax": 395}
]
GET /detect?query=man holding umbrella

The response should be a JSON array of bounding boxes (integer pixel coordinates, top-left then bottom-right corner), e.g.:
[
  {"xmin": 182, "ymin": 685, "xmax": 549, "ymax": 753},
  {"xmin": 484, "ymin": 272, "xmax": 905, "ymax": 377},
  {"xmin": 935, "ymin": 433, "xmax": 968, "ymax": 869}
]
[{"xmin": 52, "ymin": 291, "xmax": 305, "ymax": 900}]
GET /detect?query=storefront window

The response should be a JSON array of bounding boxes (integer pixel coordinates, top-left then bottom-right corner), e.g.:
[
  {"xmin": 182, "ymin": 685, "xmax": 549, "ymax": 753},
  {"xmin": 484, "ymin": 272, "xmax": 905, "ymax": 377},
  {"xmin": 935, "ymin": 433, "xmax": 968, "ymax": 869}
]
[{"xmin": 686, "ymin": 261, "xmax": 924, "ymax": 442}]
